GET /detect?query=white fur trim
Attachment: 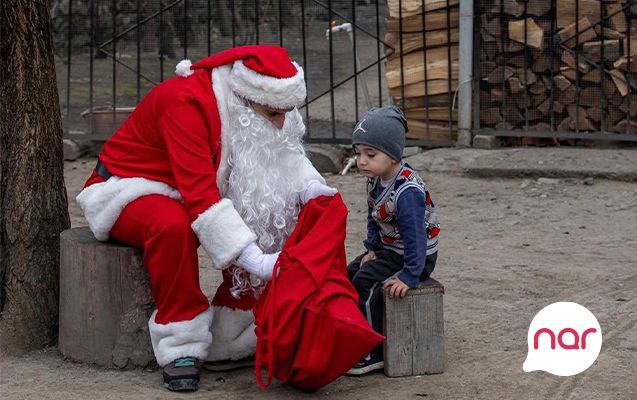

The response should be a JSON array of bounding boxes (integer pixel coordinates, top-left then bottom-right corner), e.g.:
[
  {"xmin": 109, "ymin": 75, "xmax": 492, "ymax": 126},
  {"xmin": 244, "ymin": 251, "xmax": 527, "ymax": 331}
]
[
  {"xmin": 191, "ymin": 198, "xmax": 257, "ymax": 269},
  {"xmin": 211, "ymin": 66, "xmax": 233, "ymax": 192},
  {"xmin": 149, "ymin": 307, "xmax": 214, "ymax": 366},
  {"xmin": 230, "ymin": 60, "xmax": 306, "ymax": 109},
  {"xmin": 76, "ymin": 176, "xmax": 182, "ymax": 241},
  {"xmin": 175, "ymin": 59, "xmax": 194, "ymax": 77},
  {"xmin": 206, "ymin": 306, "xmax": 256, "ymax": 362}
]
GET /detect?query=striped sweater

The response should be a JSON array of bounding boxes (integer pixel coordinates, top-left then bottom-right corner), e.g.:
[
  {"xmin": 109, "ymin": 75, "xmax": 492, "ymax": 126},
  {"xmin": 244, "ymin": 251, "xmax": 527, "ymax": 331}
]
[{"xmin": 363, "ymin": 162, "xmax": 440, "ymax": 287}]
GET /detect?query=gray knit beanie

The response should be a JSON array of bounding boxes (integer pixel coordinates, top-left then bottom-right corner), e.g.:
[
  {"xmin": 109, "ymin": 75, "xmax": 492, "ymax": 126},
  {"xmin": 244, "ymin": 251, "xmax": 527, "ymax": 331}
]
[{"xmin": 352, "ymin": 106, "xmax": 408, "ymax": 161}]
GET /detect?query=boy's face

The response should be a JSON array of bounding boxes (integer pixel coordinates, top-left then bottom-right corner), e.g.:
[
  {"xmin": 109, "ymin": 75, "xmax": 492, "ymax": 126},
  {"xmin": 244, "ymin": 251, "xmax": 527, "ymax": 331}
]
[{"xmin": 354, "ymin": 144, "xmax": 399, "ymax": 180}]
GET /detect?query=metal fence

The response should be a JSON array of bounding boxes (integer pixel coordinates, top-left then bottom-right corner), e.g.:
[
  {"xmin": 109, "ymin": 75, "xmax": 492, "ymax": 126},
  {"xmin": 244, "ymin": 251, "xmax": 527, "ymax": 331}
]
[
  {"xmin": 52, "ymin": 0, "xmax": 458, "ymax": 147},
  {"xmin": 474, "ymin": 0, "xmax": 637, "ymax": 142}
]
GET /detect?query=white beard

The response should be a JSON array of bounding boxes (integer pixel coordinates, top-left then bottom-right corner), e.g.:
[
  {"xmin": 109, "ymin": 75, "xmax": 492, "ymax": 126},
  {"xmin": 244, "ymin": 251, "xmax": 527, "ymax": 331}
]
[
  {"xmin": 222, "ymin": 92, "xmax": 308, "ymax": 296},
  {"xmin": 224, "ymin": 92, "xmax": 307, "ymax": 253}
]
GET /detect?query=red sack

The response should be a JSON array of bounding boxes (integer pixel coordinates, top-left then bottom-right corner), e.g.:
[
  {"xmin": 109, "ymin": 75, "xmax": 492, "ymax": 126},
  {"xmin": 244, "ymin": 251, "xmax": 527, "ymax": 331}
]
[{"xmin": 253, "ymin": 194, "xmax": 384, "ymax": 390}]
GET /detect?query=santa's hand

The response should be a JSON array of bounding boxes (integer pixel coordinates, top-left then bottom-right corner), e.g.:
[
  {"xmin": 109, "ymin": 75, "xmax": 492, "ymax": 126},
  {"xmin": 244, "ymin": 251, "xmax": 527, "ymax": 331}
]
[
  {"xmin": 235, "ymin": 242, "xmax": 279, "ymax": 280},
  {"xmin": 300, "ymin": 180, "xmax": 337, "ymax": 204}
]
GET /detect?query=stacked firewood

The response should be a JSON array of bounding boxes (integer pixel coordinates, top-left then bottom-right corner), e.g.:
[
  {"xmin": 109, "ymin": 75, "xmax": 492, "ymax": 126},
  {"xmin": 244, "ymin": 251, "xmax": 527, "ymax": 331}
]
[
  {"xmin": 480, "ymin": 0, "xmax": 637, "ymax": 134},
  {"xmin": 384, "ymin": 0, "xmax": 459, "ymax": 141}
]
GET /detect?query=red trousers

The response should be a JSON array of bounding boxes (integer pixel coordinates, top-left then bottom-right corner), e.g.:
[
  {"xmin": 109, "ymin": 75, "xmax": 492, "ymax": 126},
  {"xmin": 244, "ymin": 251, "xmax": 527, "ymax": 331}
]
[{"xmin": 109, "ymin": 194, "xmax": 210, "ymax": 324}]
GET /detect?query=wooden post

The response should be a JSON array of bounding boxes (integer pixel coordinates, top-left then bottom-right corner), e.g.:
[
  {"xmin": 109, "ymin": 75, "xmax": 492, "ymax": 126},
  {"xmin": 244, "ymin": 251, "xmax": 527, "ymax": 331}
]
[
  {"xmin": 59, "ymin": 227, "xmax": 155, "ymax": 368},
  {"xmin": 383, "ymin": 279, "xmax": 445, "ymax": 377}
]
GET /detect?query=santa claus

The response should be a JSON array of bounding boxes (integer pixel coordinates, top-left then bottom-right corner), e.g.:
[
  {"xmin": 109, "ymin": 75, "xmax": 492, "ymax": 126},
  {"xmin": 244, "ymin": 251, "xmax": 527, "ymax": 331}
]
[{"xmin": 76, "ymin": 45, "xmax": 336, "ymax": 392}]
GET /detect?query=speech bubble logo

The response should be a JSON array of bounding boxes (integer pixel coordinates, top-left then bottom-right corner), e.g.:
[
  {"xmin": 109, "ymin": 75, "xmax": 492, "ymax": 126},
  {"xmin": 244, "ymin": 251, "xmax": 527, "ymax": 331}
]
[{"xmin": 523, "ymin": 302, "xmax": 602, "ymax": 376}]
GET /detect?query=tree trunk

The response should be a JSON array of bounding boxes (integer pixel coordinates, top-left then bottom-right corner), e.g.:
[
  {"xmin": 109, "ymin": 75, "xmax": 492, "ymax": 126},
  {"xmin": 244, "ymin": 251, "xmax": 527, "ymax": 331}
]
[{"xmin": 0, "ymin": 0, "xmax": 70, "ymax": 354}]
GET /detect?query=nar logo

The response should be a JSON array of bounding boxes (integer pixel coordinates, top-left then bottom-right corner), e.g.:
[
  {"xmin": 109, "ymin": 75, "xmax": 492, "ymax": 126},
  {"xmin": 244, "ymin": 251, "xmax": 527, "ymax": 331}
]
[{"xmin": 523, "ymin": 302, "xmax": 602, "ymax": 376}]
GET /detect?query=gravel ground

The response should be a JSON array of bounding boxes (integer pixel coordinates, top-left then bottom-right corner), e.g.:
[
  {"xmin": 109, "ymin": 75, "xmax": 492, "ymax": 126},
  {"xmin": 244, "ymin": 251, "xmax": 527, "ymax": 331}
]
[{"xmin": 1, "ymin": 150, "xmax": 636, "ymax": 400}]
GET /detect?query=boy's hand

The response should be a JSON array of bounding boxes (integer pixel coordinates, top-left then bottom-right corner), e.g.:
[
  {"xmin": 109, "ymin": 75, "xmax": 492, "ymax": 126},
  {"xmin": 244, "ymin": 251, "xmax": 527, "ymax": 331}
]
[
  {"xmin": 383, "ymin": 278, "xmax": 410, "ymax": 299},
  {"xmin": 360, "ymin": 250, "xmax": 376, "ymax": 265}
]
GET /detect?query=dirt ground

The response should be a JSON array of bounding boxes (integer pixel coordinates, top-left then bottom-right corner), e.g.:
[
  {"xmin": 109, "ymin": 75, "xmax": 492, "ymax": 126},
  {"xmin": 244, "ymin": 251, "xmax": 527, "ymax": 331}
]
[{"xmin": 1, "ymin": 151, "xmax": 636, "ymax": 400}]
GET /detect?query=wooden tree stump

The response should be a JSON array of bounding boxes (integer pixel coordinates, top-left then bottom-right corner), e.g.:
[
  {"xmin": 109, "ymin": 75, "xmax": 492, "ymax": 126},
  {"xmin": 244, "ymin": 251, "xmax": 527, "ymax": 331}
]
[
  {"xmin": 383, "ymin": 278, "xmax": 445, "ymax": 377},
  {"xmin": 59, "ymin": 227, "xmax": 155, "ymax": 369}
]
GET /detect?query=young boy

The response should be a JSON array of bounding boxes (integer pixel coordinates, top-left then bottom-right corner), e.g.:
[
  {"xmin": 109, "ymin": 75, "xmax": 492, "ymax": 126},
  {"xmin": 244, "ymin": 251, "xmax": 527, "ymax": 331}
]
[{"xmin": 346, "ymin": 106, "xmax": 440, "ymax": 375}]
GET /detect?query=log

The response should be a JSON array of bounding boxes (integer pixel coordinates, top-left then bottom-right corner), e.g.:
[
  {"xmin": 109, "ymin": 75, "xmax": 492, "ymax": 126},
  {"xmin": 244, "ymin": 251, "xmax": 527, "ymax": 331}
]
[
  {"xmin": 613, "ymin": 119, "xmax": 637, "ymax": 134},
  {"xmin": 389, "ymin": 78, "xmax": 458, "ymax": 98},
  {"xmin": 504, "ymin": 40, "xmax": 526, "ymax": 53},
  {"xmin": 405, "ymin": 107, "xmax": 457, "ymax": 122},
  {"xmin": 531, "ymin": 93, "xmax": 547, "ymax": 108},
  {"xmin": 490, "ymin": 87, "xmax": 505, "ymax": 103},
  {"xmin": 387, "ymin": 0, "xmax": 459, "ymax": 18},
  {"xmin": 59, "ymin": 227, "xmax": 155, "ymax": 369},
  {"xmin": 513, "ymin": 93, "xmax": 533, "ymax": 111},
  {"xmin": 533, "ymin": 53, "xmax": 555, "ymax": 73},
  {"xmin": 530, "ymin": 122, "xmax": 552, "ymax": 132},
  {"xmin": 527, "ymin": 1, "xmax": 552, "ymax": 17},
  {"xmin": 609, "ymin": 68, "xmax": 629, "ymax": 96},
  {"xmin": 495, "ymin": 121, "xmax": 514, "ymax": 130},
  {"xmin": 480, "ymin": 107, "xmax": 503, "ymax": 125},
  {"xmin": 529, "ymin": 80, "xmax": 547, "ymax": 95},
  {"xmin": 561, "ymin": 67, "xmax": 578, "ymax": 82},
  {"xmin": 586, "ymin": 105, "xmax": 602, "ymax": 122},
  {"xmin": 558, "ymin": 17, "xmax": 597, "ymax": 48},
  {"xmin": 557, "ymin": 84, "xmax": 577, "ymax": 105},
  {"xmin": 619, "ymin": 94, "xmax": 637, "ymax": 115},
  {"xmin": 594, "ymin": 25, "xmax": 625, "ymax": 40},
  {"xmin": 508, "ymin": 76, "xmax": 524, "ymax": 93},
  {"xmin": 582, "ymin": 40, "xmax": 621, "ymax": 63},
  {"xmin": 405, "ymin": 119, "xmax": 457, "ymax": 141},
  {"xmin": 538, "ymin": 98, "xmax": 564, "ymax": 115},
  {"xmin": 384, "ymin": 279, "xmax": 445, "ymax": 377},
  {"xmin": 394, "ymin": 94, "xmax": 452, "ymax": 108},
  {"xmin": 385, "ymin": 8, "xmax": 459, "ymax": 33},
  {"xmin": 484, "ymin": 65, "xmax": 515, "ymax": 84},
  {"xmin": 491, "ymin": 0, "xmax": 524, "ymax": 17},
  {"xmin": 483, "ymin": 16, "xmax": 503, "ymax": 38},
  {"xmin": 386, "ymin": 46, "xmax": 459, "ymax": 88},
  {"xmin": 557, "ymin": 0, "xmax": 600, "ymax": 28},
  {"xmin": 517, "ymin": 68, "xmax": 537, "ymax": 85},
  {"xmin": 508, "ymin": 18, "xmax": 544, "ymax": 49},
  {"xmin": 557, "ymin": 116, "xmax": 572, "ymax": 131},
  {"xmin": 385, "ymin": 29, "xmax": 460, "ymax": 60},
  {"xmin": 582, "ymin": 68, "xmax": 601, "ymax": 83},
  {"xmin": 506, "ymin": 54, "xmax": 529, "ymax": 68},
  {"xmin": 526, "ymin": 109, "xmax": 544, "ymax": 121},
  {"xmin": 606, "ymin": 2, "xmax": 627, "ymax": 33},
  {"xmin": 580, "ymin": 86, "xmax": 603, "ymax": 107},
  {"xmin": 562, "ymin": 50, "xmax": 590, "ymax": 73},
  {"xmin": 567, "ymin": 104, "xmax": 596, "ymax": 130},
  {"xmin": 614, "ymin": 56, "xmax": 637, "ymax": 73},
  {"xmin": 608, "ymin": 107, "xmax": 625, "ymax": 126},
  {"xmin": 480, "ymin": 61, "xmax": 498, "ymax": 77},
  {"xmin": 504, "ymin": 102, "xmax": 525, "ymax": 124}
]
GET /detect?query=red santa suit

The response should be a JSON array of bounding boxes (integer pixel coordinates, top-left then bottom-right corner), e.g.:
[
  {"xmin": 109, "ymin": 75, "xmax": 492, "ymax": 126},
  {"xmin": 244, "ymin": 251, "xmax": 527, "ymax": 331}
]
[{"xmin": 76, "ymin": 46, "xmax": 323, "ymax": 367}]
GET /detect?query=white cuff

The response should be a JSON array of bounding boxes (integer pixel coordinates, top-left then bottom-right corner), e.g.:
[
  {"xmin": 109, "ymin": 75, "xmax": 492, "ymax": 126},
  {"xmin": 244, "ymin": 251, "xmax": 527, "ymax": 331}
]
[
  {"xmin": 148, "ymin": 307, "xmax": 214, "ymax": 367},
  {"xmin": 191, "ymin": 198, "xmax": 257, "ymax": 269}
]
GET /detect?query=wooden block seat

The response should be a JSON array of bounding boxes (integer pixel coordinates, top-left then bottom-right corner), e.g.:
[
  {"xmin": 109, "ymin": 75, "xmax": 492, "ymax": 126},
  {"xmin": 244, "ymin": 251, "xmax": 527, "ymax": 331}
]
[
  {"xmin": 59, "ymin": 227, "xmax": 155, "ymax": 368},
  {"xmin": 383, "ymin": 278, "xmax": 445, "ymax": 377}
]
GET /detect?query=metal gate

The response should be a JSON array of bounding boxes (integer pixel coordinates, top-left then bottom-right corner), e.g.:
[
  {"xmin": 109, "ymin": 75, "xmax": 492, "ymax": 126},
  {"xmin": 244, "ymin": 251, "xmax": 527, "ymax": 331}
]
[{"xmin": 52, "ymin": 0, "xmax": 456, "ymax": 147}]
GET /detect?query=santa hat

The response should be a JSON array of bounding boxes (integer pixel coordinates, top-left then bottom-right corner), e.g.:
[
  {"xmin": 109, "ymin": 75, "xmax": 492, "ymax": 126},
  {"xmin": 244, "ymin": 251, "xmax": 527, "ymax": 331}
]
[{"xmin": 175, "ymin": 45, "xmax": 306, "ymax": 110}]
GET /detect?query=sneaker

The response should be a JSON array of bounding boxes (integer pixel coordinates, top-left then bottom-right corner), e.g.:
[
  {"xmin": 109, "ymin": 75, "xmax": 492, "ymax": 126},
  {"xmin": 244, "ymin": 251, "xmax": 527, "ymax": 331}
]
[
  {"xmin": 346, "ymin": 353, "xmax": 384, "ymax": 376},
  {"xmin": 202, "ymin": 356, "xmax": 255, "ymax": 372},
  {"xmin": 163, "ymin": 357, "xmax": 202, "ymax": 392}
]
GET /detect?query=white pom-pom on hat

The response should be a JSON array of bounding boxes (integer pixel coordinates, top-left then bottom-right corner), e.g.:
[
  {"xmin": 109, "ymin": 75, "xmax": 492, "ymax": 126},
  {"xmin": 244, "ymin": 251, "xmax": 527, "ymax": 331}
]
[{"xmin": 175, "ymin": 59, "xmax": 194, "ymax": 78}]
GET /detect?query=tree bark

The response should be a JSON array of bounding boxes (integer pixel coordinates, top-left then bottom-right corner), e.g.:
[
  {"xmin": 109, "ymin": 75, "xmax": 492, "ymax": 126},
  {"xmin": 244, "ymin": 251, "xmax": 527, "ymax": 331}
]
[{"xmin": 0, "ymin": 0, "xmax": 70, "ymax": 354}]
